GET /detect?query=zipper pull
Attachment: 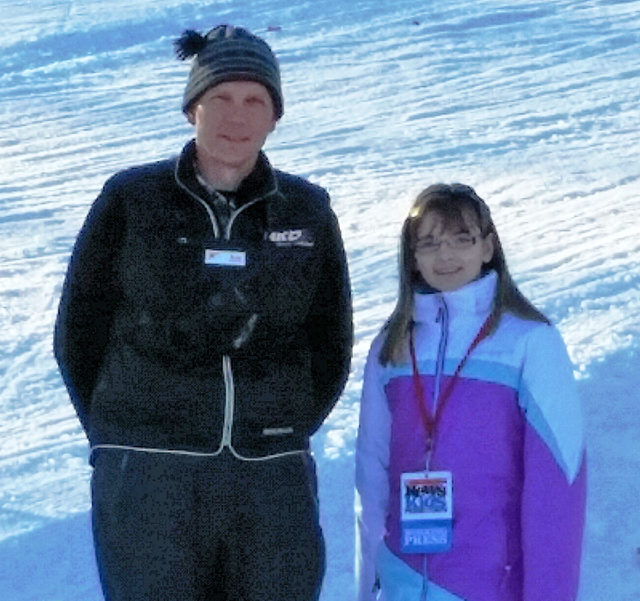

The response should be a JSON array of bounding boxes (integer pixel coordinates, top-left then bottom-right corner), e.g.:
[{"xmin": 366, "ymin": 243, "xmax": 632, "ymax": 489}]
[
  {"xmin": 435, "ymin": 295, "xmax": 448, "ymax": 323},
  {"xmin": 435, "ymin": 305, "xmax": 443, "ymax": 323},
  {"xmin": 372, "ymin": 574, "xmax": 381, "ymax": 595}
]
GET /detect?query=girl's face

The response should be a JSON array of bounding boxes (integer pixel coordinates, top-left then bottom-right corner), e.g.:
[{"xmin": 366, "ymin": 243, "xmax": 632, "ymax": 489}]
[{"xmin": 413, "ymin": 210, "xmax": 494, "ymax": 292}]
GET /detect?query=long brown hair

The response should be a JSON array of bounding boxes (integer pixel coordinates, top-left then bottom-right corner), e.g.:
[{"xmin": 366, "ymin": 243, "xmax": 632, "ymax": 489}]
[{"xmin": 379, "ymin": 183, "xmax": 549, "ymax": 366}]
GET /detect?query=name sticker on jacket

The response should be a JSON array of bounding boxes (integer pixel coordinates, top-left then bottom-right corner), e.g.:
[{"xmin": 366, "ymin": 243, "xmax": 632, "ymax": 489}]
[
  {"xmin": 204, "ymin": 249, "xmax": 246, "ymax": 267},
  {"xmin": 400, "ymin": 471, "xmax": 453, "ymax": 554}
]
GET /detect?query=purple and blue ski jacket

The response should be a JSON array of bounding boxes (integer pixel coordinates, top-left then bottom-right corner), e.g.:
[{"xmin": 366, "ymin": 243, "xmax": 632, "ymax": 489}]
[{"xmin": 356, "ymin": 271, "xmax": 586, "ymax": 601}]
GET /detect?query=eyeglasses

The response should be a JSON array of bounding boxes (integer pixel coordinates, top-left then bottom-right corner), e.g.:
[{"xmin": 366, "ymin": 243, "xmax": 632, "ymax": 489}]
[{"xmin": 415, "ymin": 234, "xmax": 477, "ymax": 254}]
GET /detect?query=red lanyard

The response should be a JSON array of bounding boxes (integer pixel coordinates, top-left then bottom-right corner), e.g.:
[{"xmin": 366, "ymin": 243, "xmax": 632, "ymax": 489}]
[{"xmin": 409, "ymin": 310, "xmax": 497, "ymax": 465}]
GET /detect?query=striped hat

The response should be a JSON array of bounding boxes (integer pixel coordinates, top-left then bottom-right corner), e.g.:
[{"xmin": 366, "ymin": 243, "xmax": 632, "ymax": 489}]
[{"xmin": 175, "ymin": 25, "xmax": 284, "ymax": 120}]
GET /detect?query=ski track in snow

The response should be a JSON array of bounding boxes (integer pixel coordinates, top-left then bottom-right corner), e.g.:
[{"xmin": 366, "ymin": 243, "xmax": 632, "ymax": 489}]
[{"xmin": 1, "ymin": 0, "xmax": 640, "ymax": 599}]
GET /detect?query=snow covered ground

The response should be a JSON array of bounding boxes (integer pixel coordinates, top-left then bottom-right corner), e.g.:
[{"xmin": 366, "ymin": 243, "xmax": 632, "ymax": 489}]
[{"xmin": 1, "ymin": 0, "xmax": 639, "ymax": 599}]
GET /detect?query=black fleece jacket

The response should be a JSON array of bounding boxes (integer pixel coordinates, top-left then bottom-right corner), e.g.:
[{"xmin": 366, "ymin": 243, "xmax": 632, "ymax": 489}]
[{"xmin": 54, "ymin": 141, "xmax": 353, "ymax": 459}]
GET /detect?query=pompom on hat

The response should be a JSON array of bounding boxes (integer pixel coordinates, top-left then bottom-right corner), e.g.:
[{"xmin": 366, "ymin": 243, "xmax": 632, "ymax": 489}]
[{"xmin": 175, "ymin": 25, "xmax": 284, "ymax": 120}]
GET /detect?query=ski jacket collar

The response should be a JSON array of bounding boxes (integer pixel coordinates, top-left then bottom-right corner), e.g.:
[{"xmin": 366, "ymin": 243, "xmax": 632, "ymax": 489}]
[
  {"xmin": 174, "ymin": 139, "xmax": 279, "ymax": 205},
  {"xmin": 413, "ymin": 270, "xmax": 497, "ymax": 324}
]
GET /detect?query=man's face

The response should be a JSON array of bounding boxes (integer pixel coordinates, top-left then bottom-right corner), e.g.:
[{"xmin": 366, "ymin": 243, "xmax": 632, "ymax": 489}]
[{"xmin": 190, "ymin": 80, "xmax": 277, "ymax": 173}]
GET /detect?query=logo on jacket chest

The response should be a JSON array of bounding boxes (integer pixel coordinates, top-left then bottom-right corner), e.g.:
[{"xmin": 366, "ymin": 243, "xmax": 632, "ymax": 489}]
[{"xmin": 266, "ymin": 228, "xmax": 314, "ymax": 248}]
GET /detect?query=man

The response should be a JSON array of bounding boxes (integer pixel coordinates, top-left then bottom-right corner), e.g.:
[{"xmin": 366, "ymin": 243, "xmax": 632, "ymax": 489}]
[{"xmin": 54, "ymin": 25, "xmax": 353, "ymax": 601}]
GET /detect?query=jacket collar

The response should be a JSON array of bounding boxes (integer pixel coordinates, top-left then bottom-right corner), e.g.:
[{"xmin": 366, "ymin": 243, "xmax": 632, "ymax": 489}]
[
  {"xmin": 174, "ymin": 139, "xmax": 278, "ymax": 205},
  {"xmin": 413, "ymin": 270, "xmax": 497, "ymax": 324}
]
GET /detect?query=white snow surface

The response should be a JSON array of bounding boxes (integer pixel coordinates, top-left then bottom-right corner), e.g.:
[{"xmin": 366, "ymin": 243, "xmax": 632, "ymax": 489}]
[{"xmin": 1, "ymin": 0, "xmax": 640, "ymax": 599}]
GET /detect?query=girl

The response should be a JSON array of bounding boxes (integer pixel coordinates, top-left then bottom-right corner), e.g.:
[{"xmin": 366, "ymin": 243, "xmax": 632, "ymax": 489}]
[{"xmin": 356, "ymin": 184, "xmax": 586, "ymax": 601}]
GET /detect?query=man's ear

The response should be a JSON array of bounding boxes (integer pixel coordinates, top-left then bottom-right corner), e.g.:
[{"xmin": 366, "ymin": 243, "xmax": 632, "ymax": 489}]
[{"xmin": 187, "ymin": 110, "xmax": 196, "ymax": 126}]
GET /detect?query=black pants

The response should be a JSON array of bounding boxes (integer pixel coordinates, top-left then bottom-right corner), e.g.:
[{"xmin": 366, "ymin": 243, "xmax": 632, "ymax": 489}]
[{"xmin": 90, "ymin": 448, "xmax": 325, "ymax": 601}]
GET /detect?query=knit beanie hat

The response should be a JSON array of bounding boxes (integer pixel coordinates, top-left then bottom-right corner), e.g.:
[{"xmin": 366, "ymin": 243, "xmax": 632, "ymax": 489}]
[{"xmin": 175, "ymin": 25, "xmax": 284, "ymax": 120}]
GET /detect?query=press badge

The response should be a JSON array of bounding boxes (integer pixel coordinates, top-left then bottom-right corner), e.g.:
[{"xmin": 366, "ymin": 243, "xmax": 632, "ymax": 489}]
[
  {"xmin": 400, "ymin": 471, "xmax": 453, "ymax": 554},
  {"xmin": 204, "ymin": 249, "xmax": 246, "ymax": 267}
]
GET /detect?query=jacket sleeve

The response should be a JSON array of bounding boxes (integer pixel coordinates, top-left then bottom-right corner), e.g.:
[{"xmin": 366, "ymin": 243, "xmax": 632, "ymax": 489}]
[
  {"xmin": 519, "ymin": 324, "xmax": 587, "ymax": 601},
  {"xmin": 305, "ymin": 204, "xmax": 353, "ymax": 434},
  {"xmin": 355, "ymin": 336, "xmax": 391, "ymax": 601},
  {"xmin": 53, "ymin": 178, "xmax": 125, "ymax": 434}
]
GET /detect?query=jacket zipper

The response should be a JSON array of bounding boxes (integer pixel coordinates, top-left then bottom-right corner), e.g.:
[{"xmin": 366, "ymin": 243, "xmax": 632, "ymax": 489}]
[
  {"xmin": 221, "ymin": 355, "xmax": 234, "ymax": 447},
  {"xmin": 218, "ymin": 198, "xmax": 270, "ymax": 450},
  {"xmin": 175, "ymin": 159, "xmax": 276, "ymax": 452},
  {"xmin": 420, "ymin": 297, "xmax": 449, "ymax": 596},
  {"xmin": 433, "ymin": 296, "xmax": 449, "ymax": 411}
]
